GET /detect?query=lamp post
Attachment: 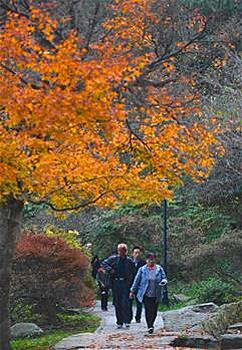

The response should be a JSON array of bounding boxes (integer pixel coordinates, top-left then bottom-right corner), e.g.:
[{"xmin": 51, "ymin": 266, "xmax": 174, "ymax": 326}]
[{"xmin": 162, "ymin": 199, "xmax": 169, "ymax": 305}]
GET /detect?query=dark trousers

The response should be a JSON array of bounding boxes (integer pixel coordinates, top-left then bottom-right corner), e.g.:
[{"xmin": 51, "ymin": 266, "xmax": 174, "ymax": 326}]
[
  {"xmin": 113, "ymin": 280, "xmax": 131, "ymax": 325},
  {"xmin": 100, "ymin": 287, "xmax": 109, "ymax": 310},
  {"xmin": 130, "ymin": 296, "xmax": 143, "ymax": 321},
  {"xmin": 143, "ymin": 296, "xmax": 159, "ymax": 329}
]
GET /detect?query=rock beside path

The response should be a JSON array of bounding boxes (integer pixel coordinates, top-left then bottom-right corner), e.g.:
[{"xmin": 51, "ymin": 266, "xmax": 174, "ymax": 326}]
[
  {"xmin": 171, "ymin": 293, "xmax": 191, "ymax": 304},
  {"xmin": 169, "ymin": 333, "xmax": 242, "ymax": 350},
  {"xmin": 228, "ymin": 323, "xmax": 242, "ymax": 332},
  {"xmin": 202, "ymin": 301, "xmax": 242, "ymax": 338},
  {"xmin": 162, "ymin": 302, "xmax": 218, "ymax": 333},
  {"xmin": 167, "ymin": 301, "xmax": 242, "ymax": 349},
  {"xmin": 170, "ymin": 334, "xmax": 219, "ymax": 349},
  {"xmin": 11, "ymin": 322, "xmax": 43, "ymax": 339},
  {"xmin": 221, "ymin": 334, "xmax": 242, "ymax": 349}
]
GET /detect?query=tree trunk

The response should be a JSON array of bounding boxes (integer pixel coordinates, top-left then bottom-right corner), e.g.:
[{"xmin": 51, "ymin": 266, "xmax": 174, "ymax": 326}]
[{"xmin": 0, "ymin": 197, "xmax": 24, "ymax": 350}]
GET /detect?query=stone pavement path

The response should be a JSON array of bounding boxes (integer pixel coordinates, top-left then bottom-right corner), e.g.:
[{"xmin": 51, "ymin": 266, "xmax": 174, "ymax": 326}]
[{"xmin": 54, "ymin": 301, "xmax": 192, "ymax": 350}]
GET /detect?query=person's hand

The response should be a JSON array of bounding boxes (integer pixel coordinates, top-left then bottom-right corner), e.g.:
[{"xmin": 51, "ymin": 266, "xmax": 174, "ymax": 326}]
[
  {"xmin": 98, "ymin": 267, "xmax": 104, "ymax": 272},
  {"xmin": 110, "ymin": 268, "xmax": 115, "ymax": 274},
  {"xmin": 129, "ymin": 292, "xmax": 135, "ymax": 299}
]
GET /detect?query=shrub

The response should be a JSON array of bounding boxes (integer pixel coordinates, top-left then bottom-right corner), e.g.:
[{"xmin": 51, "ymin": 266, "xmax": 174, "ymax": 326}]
[
  {"xmin": 11, "ymin": 300, "xmax": 41, "ymax": 324},
  {"xmin": 11, "ymin": 234, "xmax": 95, "ymax": 324},
  {"xmin": 183, "ymin": 230, "xmax": 242, "ymax": 288},
  {"xmin": 44, "ymin": 225, "xmax": 96, "ymax": 300},
  {"xmin": 44, "ymin": 225, "xmax": 81, "ymax": 250},
  {"xmin": 189, "ymin": 278, "xmax": 234, "ymax": 305}
]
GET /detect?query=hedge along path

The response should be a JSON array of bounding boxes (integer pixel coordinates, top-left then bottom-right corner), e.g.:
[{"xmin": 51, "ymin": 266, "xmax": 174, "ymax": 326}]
[{"xmin": 54, "ymin": 301, "xmax": 193, "ymax": 349}]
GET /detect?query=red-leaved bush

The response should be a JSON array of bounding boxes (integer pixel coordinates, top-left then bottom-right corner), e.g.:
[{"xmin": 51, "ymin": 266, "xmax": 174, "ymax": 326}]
[{"xmin": 11, "ymin": 234, "xmax": 94, "ymax": 323}]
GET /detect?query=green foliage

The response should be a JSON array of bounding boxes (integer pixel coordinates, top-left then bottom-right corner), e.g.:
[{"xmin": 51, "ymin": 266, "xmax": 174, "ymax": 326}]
[
  {"xmin": 11, "ymin": 301, "xmax": 41, "ymax": 324},
  {"xmin": 23, "ymin": 203, "xmax": 46, "ymax": 221},
  {"xmin": 158, "ymin": 302, "xmax": 185, "ymax": 312},
  {"xmin": 44, "ymin": 225, "xmax": 81, "ymax": 249},
  {"xmin": 84, "ymin": 203, "xmax": 163, "ymax": 259},
  {"xmin": 167, "ymin": 192, "xmax": 240, "ymax": 281},
  {"xmin": 181, "ymin": 0, "xmax": 241, "ymax": 13},
  {"xmin": 169, "ymin": 199, "xmax": 233, "ymax": 243},
  {"xmin": 187, "ymin": 278, "xmax": 235, "ymax": 305},
  {"xmin": 57, "ymin": 313, "xmax": 100, "ymax": 330},
  {"xmin": 11, "ymin": 330, "xmax": 72, "ymax": 350},
  {"xmin": 11, "ymin": 314, "xmax": 100, "ymax": 350}
]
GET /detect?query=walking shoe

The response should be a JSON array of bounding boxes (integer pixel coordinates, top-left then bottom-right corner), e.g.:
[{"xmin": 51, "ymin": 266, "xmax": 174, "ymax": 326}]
[
  {"xmin": 125, "ymin": 323, "xmax": 130, "ymax": 328},
  {"xmin": 148, "ymin": 327, "xmax": 154, "ymax": 334},
  {"xmin": 116, "ymin": 324, "xmax": 123, "ymax": 329}
]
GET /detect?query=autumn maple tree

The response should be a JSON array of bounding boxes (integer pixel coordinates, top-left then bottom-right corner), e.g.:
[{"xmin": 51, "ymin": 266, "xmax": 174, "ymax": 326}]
[
  {"xmin": 0, "ymin": 1, "xmax": 220, "ymax": 348},
  {"xmin": 12, "ymin": 234, "xmax": 94, "ymax": 324}
]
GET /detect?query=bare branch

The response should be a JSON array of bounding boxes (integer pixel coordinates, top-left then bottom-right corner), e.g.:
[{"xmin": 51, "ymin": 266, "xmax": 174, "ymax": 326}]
[
  {"xmin": 126, "ymin": 119, "xmax": 152, "ymax": 152},
  {"xmin": 147, "ymin": 18, "xmax": 210, "ymax": 72}
]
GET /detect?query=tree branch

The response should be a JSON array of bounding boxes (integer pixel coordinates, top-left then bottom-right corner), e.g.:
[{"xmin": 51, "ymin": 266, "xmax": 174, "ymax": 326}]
[
  {"xmin": 126, "ymin": 119, "xmax": 152, "ymax": 152},
  {"xmin": 147, "ymin": 18, "xmax": 210, "ymax": 72},
  {"xmin": 30, "ymin": 191, "xmax": 111, "ymax": 212}
]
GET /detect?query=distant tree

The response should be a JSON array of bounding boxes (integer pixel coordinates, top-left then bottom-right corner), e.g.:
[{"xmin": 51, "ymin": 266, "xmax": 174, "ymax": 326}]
[{"xmin": 191, "ymin": 54, "xmax": 242, "ymax": 216}]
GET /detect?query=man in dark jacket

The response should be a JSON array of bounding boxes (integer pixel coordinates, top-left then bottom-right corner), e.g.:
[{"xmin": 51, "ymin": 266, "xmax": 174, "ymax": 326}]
[
  {"xmin": 130, "ymin": 246, "xmax": 146, "ymax": 323},
  {"xmin": 102, "ymin": 243, "xmax": 135, "ymax": 329}
]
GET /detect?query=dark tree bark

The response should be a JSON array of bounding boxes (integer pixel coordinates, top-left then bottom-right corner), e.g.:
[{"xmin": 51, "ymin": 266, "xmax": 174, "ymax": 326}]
[{"xmin": 0, "ymin": 197, "xmax": 23, "ymax": 350}]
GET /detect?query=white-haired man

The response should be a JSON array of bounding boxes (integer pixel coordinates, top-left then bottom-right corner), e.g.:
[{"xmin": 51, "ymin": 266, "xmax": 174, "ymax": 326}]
[{"xmin": 102, "ymin": 243, "xmax": 135, "ymax": 329}]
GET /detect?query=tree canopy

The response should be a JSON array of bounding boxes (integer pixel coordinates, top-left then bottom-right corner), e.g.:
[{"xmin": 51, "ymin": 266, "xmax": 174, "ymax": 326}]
[{"xmin": 0, "ymin": 1, "xmax": 220, "ymax": 210}]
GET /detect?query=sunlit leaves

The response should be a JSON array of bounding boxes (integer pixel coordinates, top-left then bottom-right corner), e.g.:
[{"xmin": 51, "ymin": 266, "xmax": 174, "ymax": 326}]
[{"xmin": 0, "ymin": 1, "xmax": 220, "ymax": 209}]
